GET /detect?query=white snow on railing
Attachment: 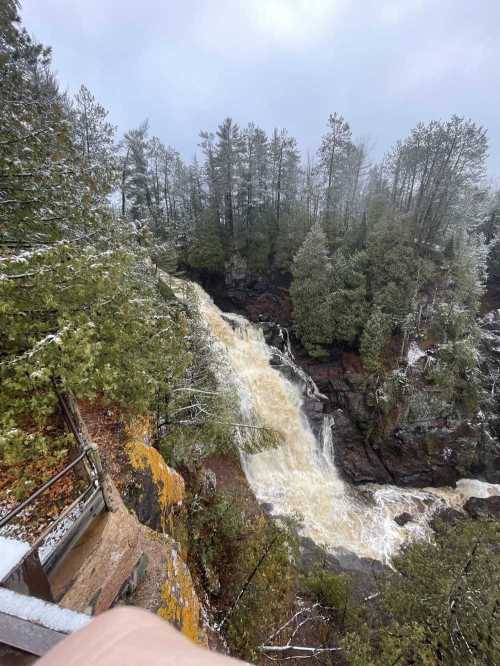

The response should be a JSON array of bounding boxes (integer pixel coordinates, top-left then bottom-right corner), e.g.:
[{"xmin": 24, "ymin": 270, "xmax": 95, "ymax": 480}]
[
  {"xmin": 0, "ymin": 587, "xmax": 90, "ymax": 634},
  {"xmin": 0, "ymin": 536, "xmax": 30, "ymax": 581},
  {"xmin": 39, "ymin": 502, "xmax": 85, "ymax": 564}
]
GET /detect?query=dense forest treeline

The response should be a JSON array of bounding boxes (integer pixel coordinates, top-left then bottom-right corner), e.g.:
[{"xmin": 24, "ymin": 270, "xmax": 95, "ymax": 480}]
[
  {"xmin": 115, "ymin": 73, "xmax": 500, "ymax": 420},
  {"xmin": 115, "ymin": 58, "xmax": 499, "ymax": 378},
  {"xmin": 1, "ymin": 2, "xmax": 500, "ymax": 664}
]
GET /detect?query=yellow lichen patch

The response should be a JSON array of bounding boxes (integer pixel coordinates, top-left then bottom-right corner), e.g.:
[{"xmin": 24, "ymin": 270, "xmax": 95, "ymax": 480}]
[
  {"xmin": 125, "ymin": 417, "xmax": 185, "ymax": 526},
  {"xmin": 157, "ymin": 546, "xmax": 207, "ymax": 647}
]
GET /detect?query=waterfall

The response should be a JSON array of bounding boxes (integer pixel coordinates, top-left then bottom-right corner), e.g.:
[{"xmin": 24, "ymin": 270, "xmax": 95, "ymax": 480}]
[{"xmin": 175, "ymin": 278, "xmax": 500, "ymax": 565}]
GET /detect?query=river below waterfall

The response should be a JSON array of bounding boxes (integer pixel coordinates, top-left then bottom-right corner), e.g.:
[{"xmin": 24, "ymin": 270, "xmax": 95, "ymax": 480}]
[{"xmin": 177, "ymin": 278, "xmax": 500, "ymax": 565}]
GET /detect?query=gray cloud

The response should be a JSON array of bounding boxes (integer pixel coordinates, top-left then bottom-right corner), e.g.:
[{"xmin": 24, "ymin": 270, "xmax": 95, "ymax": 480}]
[{"xmin": 22, "ymin": 0, "xmax": 500, "ymax": 179}]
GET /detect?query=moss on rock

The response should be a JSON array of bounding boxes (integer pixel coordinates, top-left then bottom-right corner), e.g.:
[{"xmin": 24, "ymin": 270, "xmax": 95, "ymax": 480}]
[
  {"xmin": 157, "ymin": 544, "xmax": 207, "ymax": 646},
  {"xmin": 125, "ymin": 417, "xmax": 185, "ymax": 531}
]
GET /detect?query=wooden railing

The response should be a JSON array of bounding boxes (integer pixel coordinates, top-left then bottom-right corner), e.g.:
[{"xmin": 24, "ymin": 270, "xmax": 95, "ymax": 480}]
[
  {"xmin": 0, "ymin": 449, "xmax": 90, "ymax": 532},
  {"xmin": 0, "ymin": 389, "xmax": 114, "ymax": 656},
  {"xmin": 0, "ymin": 389, "xmax": 112, "ymax": 595}
]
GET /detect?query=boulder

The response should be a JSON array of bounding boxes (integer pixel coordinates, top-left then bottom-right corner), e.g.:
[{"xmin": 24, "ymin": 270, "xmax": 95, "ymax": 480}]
[
  {"xmin": 331, "ymin": 410, "xmax": 392, "ymax": 484},
  {"xmin": 430, "ymin": 507, "xmax": 465, "ymax": 532},
  {"xmin": 125, "ymin": 418, "xmax": 185, "ymax": 532},
  {"xmin": 259, "ymin": 321, "xmax": 289, "ymax": 352},
  {"xmin": 394, "ymin": 512, "xmax": 413, "ymax": 526},
  {"xmin": 464, "ymin": 496, "xmax": 500, "ymax": 519}
]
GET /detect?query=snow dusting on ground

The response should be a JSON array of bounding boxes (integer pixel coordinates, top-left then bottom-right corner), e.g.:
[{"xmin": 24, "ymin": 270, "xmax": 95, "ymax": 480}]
[{"xmin": 1, "ymin": 495, "xmax": 87, "ymax": 566}]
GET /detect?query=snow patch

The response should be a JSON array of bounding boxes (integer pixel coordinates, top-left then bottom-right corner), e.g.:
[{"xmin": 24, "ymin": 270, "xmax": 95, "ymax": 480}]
[
  {"xmin": 0, "ymin": 587, "xmax": 90, "ymax": 633},
  {"xmin": 38, "ymin": 502, "xmax": 85, "ymax": 564},
  {"xmin": 407, "ymin": 341, "xmax": 427, "ymax": 366},
  {"xmin": 0, "ymin": 536, "xmax": 30, "ymax": 580}
]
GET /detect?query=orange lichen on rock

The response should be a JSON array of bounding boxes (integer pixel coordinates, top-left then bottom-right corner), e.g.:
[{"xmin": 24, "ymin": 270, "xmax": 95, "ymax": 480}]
[
  {"xmin": 157, "ymin": 544, "xmax": 208, "ymax": 647},
  {"xmin": 125, "ymin": 417, "xmax": 185, "ymax": 520},
  {"xmin": 121, "ymin": 418, "xmax": 205, "ymax": 643}
]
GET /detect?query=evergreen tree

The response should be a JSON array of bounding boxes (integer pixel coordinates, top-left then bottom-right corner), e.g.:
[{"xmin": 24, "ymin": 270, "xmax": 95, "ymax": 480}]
[
  {"xmin": 330, "ymin": 250, "xmax": 369, "ymax": 343},
  {"xmin": 214, "ymin": 117, "xmax": 245, "ymax": 240},
  {"xmin": 71, "ymin": 84, "xmax": 116, "ymax": 195},
  {"xmin": 0, "ymin": 9, "xmax": 188, "ymax": 465},
  {"xmin": 290, "ymin": 224, "xmax": 332, "ymax": 356},
  {"xmin": 360, "ymin": 308, "xmax": 390, "ymax": 374},
  {"xmin": 188, "ymin": 209, "xmax": 225, "ymax": 273},
  {"xmin": 317, "ymin": 113, "xmax": 354, "ymax": 245},
  {"xmin": 274, "ymin": 206, "xmax": 310, "ymax": 271},
  {"xmin": 344, "ymin": 521, "xmax": 500, "ymax": 666},
  {"xmin": 386, "ymin": 116, "xmax": 488, "ymax": 248},
  {"xmin": 366, "ymin": 219, "xmax": 420, "ymax": 320},
  {"xmin": 123, "ymin": 122, "xmax": 153, "ymax": 224},
  {"xmin": 270, "ymin": 129, "xmax": 300, "ymax": 236}
]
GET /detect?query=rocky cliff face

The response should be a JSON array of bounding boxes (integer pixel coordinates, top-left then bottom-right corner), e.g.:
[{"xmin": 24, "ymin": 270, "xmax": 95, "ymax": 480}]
[
  {"xmin": 125, "ymin": 417, "xmax": 185, "ymax": 533},
  {"xmin": 198, "ymin": 267, "xmax": 293, "ymax": 326},
  {"xmin": 78, "ymin": 402, "xmax": 207, "ymax": 645},
  {"xmin": 314, "ymin": 350, "xmax": 500, "ymax": 487}
]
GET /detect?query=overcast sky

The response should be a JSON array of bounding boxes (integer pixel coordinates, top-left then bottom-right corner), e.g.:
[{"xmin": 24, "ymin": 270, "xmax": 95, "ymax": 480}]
[{"xmin": 21, "ymin": 0, "xmax": 500, "ymax": 180}]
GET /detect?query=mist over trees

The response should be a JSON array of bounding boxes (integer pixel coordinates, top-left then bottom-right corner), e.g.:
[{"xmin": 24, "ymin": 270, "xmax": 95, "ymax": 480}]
[{"xmin": 117, "ymin": 106, "xmax": 497, "ymax": 393}]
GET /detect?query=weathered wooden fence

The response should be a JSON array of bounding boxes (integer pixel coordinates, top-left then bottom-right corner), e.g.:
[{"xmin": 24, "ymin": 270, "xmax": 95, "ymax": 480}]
[{"xmin": 0, "ymin": 389, "xmax": 112, "ymax": 655}]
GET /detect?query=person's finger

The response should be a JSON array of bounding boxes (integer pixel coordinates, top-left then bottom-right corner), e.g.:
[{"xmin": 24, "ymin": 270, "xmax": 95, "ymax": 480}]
[{"xmin": 37, "ymin": 606, "xmax": 246, "ymax": 666}]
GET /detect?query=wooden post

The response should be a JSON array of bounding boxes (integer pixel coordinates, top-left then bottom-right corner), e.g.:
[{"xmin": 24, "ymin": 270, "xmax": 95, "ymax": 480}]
[
  {"xmin": 85, "ymin": 443, "xmax": 115, "ymax": 512},
  {"xmin": 52, "ymin": 382, "xmax": 116, "ymax": 513}
]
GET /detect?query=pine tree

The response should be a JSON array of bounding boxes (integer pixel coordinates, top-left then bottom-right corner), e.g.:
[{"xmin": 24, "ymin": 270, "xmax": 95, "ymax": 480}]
[
  {"xmin": 214, "ymin": 117, "xmax": 245, "ymax": 240},
  {"xmin": 123, "ymin": 122, "xmax": 153, "ymax": 223},
  {"xmin": 0, "ymin": 10, "xmax": 189, "ymax": 465},
  {"xmin": 290, "ymin": 223, "xmax": 332, "ymax": 356},
  {"xmin": 188, "ymin": 209, "xmax": 225, "ymax": 273},
  {"xmin": 330, "ymin": 250, "xmax": 369, "ymax": 343},
  {"xmin": 71, "ymin": 84, "xmax": 116, "ymax": 196},
  {"xmin": 386, "ymin": 117, "xmax": 488, "ymax": 248},
  {"xmin": 360, "ymin": 308, "xmax": 390, "ymax": 374},
  {"xmin": 317, "ymin": 113, "xmax": 354, "ymax": 244}
]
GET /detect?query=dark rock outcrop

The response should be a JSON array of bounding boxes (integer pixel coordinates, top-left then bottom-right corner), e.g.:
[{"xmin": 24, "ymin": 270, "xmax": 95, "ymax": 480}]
[
  {"xmin": 464, "ymin": 495, "xmax": 500, "ymax": 519},
  {"xmin": 331, "ymin": 409, "xmax": 392, "ymax": 484},
  {"xmin": 430, "ymin": 507, "xmax": 465, "ymax": 532},
  {"xmin": 320, "ymin": 346, "xmax": 500, "ymax": 487},
  {"xmin": 332, "ymin": 407, "xmax": 500, "ymax": 488},
  {"xmin": 394, "ymin": 512, "xmax": 413, "ymax": 526},
  {"xmin": 198, "ymin": 262, "xmax": 293, "ymax": 326}
]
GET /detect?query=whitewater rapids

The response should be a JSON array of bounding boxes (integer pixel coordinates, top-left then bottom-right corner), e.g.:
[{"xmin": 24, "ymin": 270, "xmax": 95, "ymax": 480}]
[{"xmin": 176, "ymin": 278, "xmax": 500, "ymax": 565}]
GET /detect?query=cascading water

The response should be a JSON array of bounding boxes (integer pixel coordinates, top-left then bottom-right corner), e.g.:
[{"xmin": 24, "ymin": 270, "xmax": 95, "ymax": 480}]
[{"xmin": 177, "ymin": 278, "xmax": 500, "ymax": 565}]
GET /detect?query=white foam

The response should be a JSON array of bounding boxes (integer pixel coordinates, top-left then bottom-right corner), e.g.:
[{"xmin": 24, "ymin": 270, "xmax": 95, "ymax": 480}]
[{"xmin": 407, "ymin": 341, "xmax": 427, "ymax": 366}]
